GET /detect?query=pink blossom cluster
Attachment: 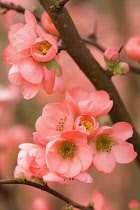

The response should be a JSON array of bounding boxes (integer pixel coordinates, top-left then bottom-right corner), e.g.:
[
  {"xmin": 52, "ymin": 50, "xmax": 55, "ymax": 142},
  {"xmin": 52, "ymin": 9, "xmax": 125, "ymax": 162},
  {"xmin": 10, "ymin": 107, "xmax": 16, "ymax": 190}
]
[
  {"xmin": 3, "ymin": 10, "xmax": 64, "ymax": 99},
  {"xmin": 14, "ymin": 87, "xmax": 137, "ymax": 185}
]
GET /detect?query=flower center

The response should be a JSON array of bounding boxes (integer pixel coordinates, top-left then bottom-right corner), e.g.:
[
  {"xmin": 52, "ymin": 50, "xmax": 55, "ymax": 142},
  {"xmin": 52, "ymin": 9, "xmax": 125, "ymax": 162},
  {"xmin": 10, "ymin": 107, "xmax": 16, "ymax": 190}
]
[
  {"xmin": 58, "ymin": 141, "xmax": 76, "ymax": 159},
  {"xmin": 80, "ymin": 120, "xmax": 94, "ymax": 133},
  {"xmin": 95, "ymin": 134, "xmax": 114, "ymax": 152},
  {"xmin": 56, "ymin": 117, "xmax": 67, "ymax": 132},
  {"xmin": 40, "ymin": 41, "xmax": 52, "ymax": 55}
]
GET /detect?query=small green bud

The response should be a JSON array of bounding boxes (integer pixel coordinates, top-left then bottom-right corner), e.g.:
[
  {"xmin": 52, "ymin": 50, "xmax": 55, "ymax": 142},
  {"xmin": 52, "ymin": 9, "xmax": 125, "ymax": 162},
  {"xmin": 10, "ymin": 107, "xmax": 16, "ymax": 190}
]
[{"xmin": 15, "ymin": 172, "xmax": 26, "ymax": 183}]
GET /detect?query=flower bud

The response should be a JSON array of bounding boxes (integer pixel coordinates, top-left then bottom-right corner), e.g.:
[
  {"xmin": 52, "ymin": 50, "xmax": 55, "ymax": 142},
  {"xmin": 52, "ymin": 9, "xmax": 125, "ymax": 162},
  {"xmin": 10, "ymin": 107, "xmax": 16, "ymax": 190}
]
[
  {"xmin": 14, "ymin": 171, "xmax": 26, "ymax": 182},
  {"xmin": 104, "ymin": 48, "xmax": 120, "ymax": 68},
  {"xmin": 115, "ymin": 62, "xmax": 130, "ymax": 75},
  {"xmin": 128, "ymin": 200, "xmax": 140, "ymax": 210}
]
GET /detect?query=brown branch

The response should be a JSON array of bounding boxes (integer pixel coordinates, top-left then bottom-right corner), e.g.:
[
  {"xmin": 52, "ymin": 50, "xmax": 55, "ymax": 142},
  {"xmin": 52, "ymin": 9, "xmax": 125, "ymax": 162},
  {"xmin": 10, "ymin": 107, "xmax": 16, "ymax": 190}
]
[
  {"xmin": 0, "ymin": 2, "xmax": 41, "ymax": 21},
  {"xmin": 1, "ymin": 2, "xmax": 140, "ymax": 75},
  {"xmin": 38, "ymin": 0, "xmax": 140, "ymax": 165},
  {"xmin": 0, "ymin": 179, "xmax": 94, "ymax": 210}
]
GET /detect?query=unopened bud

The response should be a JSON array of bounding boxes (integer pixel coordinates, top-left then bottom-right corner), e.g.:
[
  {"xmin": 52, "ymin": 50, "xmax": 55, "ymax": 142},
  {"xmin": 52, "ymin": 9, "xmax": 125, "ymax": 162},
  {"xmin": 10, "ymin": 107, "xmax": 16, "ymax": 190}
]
[
  {"xmin": 128, "ymin": 200, "xmax": 140, "ymax": 210},
  {"xmin": 31, "ymin": 176, "xmax": 44, "ymax": 185},
  {"xmin": 14, "ymin": 171, "xmax": 26, "ymax": 182},
  {"xmin": 115, "ymin": 62, "xmax": 130, "ymax": 75},
  {"xmin": 1, "ymin": 8, "xmax": 8, "ymax": 14},
  {"xmin": 104, "ymin": 48, "xmax": 120, "ymax": 68}
]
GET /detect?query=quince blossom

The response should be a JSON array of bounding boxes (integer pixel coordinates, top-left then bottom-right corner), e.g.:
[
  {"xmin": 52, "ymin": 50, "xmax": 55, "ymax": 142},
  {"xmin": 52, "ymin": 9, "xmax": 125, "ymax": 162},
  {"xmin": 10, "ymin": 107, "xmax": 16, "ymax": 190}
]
[
  {"xmin": 90, "ymin": 122, "xmax": 137, "ymax": 174},
  {"xmin": 34, "ymin": 100, "xmax": 74, "ymax": 146},
  {"xmin": 14, "ymin": 143, "xmax": 49, "ymax": 180},
  {"xmin": 65, "ymin": 87, "xmax": 113, "ymax": 118},
  {"xmin": 44, "ymin": 131, "xmax": 93, "ymax": 179},
  {"xmin": 3, "ymin": 10, "xmax": 63, "ymax": 99}
]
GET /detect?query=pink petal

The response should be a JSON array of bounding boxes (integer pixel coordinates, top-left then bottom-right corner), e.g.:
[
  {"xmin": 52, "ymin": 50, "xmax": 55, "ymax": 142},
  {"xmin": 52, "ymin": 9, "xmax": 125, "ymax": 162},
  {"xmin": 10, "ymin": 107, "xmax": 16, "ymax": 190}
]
[
  {"xmin": 110, "ymin": 122, "xmax": 133, "ymax": 143},
  {"xmin": 9, "ymin": 64, "xmax": 22, "ymax": 85},
  {"xmin": 76, "ymin": 145, "xmax": 93, "ymax": 171},
  {"xmin": 9, "ymin": 23, "xmax": 24, "ymax": 44},
  {"xmin": 42, "ymin": 66, "xmax": 55, "ymax": 94},
  {"xmin": 53, "ymin": 75, "xmax": 65, "ymax": 93},
  {"xmin": 25, "ymin": 10, "xmax": 37, "ymax": 30},
  {"xmin": 3, "ymin": 44, "xmax": 29, "ymax": 65},
  {"xmin": 111, "ymin": 142, "xmax": 137, "ymax": 164},
  {"xmin": 43, "ymin": 172, "xmax": 63, "ymax": 182},
  {"xmin": 21, "ymin": 80, "xmax": 40, "ymax": 99},
  {"xmin": 75, "ymin": 172, "xmax": 93, "ymax": 183},
  {"xmin": 19, "ymin": 57, "xmax": 43, "ymax": 84},
  {"xmin": 93, "ymin": 152, "xmax": 116, "ymax": 174}
]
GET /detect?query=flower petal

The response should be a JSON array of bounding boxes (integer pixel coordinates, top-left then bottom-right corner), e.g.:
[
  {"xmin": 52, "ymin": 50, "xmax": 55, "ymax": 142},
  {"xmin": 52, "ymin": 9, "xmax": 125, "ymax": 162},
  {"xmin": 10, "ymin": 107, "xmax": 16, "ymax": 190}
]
[
  {"xmin": 110, "ymin": 122, "xmax": 133, "ymax": 143},
  {"xmin": 93, "ymin": 152, "xmax": 116, "ymax": 174},
  {"xmin": 21, "ymin": 80, "xmax": 40, "ymax": 99},
  {"xmin": 111, "ymin": 142, "xmax": 137, "ymax": 164},
  {"xmin": 19, "ymin": 57, "xmax": 43, "ymax": 84}
]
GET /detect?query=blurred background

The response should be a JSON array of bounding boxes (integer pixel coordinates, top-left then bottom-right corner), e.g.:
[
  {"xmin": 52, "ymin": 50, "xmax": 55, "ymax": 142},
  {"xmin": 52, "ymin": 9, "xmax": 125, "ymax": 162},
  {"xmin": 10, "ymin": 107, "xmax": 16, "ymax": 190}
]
[{"xmin": 0, "ymin": 0, "xmax": 140, "ymax": 209}]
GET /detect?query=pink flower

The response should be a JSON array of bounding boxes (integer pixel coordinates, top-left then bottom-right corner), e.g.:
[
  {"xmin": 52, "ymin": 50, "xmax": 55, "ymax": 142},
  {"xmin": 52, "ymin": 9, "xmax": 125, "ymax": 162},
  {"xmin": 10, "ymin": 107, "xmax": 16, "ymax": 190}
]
[
  {"xmin": 41, "ymin": 12, "xmax": 58, "ymax": 36},
  {"xmin": 125, "ymin": 36, "xmax": 140, "ymax": 61},
  {"xmin": 8, "ymin": 58, "xmax": 56, "ymax": 99},
  {"xmin": 15, "ymin": 143, "xmax": 49, "ymax": 180},
  {"xmin": 74, "ymin": 115, "xmax": 99, "ymax": 138},
  {"xmin": 34, "ymin": 100, "xmax": 74, "ymax": 146},
  {"xmin": 128, "ymin": 200, "xmax": 140, "ymax": 209},
  {"xmin": 90, "ymin": 122, "xmax": 137, "ymax": 174},
  {"xmin": 90, "ymin": 190, "xmax": 115, "ymax": 210},
  {"xmin": 31, "ymin": 34, "xmax": 58, "ymax": 62},
  {"xmin": 45, "ymin": 131, "xmax": 93, "ymax": 178},
  {"xmin": 32, "ymin": 197, "xmax": 51, "ymax": 210},
  {"xmin": 3, "ymin": 10, "xmax": 38, "ymax": 65},
  {"xmin": 65, "ymin": 87, "xmax": 113, "ymax": 118}
]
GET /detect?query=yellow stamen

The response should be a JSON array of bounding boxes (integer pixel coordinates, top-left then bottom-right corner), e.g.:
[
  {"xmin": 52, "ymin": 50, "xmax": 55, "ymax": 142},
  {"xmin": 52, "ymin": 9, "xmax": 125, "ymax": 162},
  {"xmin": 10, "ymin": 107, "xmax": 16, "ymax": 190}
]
[
  {"xmin": 40, "ymin": 41, "xmax": 52, "ymax": 55},
  {"xmin": 58, "ymin": 141, "xmax": 76, "ymax": 159},
  {"xmin": 95, "ymin": 134, "xmax": 114, "ymax": 152},
  {"xmin": 80, "ymin": 120, "xmax": 94, "ymax": 133}
]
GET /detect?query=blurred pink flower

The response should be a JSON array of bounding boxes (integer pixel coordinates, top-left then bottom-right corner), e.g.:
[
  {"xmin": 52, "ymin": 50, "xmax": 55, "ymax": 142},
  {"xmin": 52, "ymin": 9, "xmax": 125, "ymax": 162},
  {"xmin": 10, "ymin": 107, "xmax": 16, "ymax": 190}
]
[
  {"xmin": 90, "ymin": 122, "xmax": 137, "ymax": 174},
  {"xmin": 128, "ymin": 200, "xmax": 140, "ymax": 209},
  {"xmin": 32, "ymin": 197, "xmax": 51, "ymax": 210},
  {"xmin": 90, "ymin": 190, "xmax": 115, "ymax": 210},
  {"xmin": 41, "ymin": 12, "xmax": 58, "ymax": 36},
  {"xmin": 125, "ymin": 36, "xmax": 140, "ymax": 61},
  {"xmin": 65, "ymin": 87, "xmax": 113, "ymax": 118}
]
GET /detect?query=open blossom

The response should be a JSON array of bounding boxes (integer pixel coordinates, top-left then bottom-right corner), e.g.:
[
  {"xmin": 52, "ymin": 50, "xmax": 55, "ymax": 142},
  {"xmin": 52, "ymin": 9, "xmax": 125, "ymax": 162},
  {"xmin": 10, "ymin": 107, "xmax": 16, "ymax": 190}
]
[
  {"xmin": 44, "ymin": 131, "xmax": 93, "ymax": 179},
  {"xmin": 90, "ymin": 122, "xmax": 137, "ymax": 174},
  {"xmin": 74, "ymin": 115, "xmax": 99, "ymax": 138},
  {"xmin": 125, "ymin": 36, "xmax": 140, "ymax": 61},
  {"xmin": 41, "ymin": 12, "xmax": 58, "ymax": 36},
  {"xmin": 14, "ymin": 143, "xmax": 49, "ymax": 180},
  {"xmin": 34, "ymin": 100, "xmax": 74, "ymax": 146},
  {"xmin": 65, "ymin": 87, "xmax": 113, "ymax": 118},
  {"xmin": 3, "ymin": 10, "xmax": 58, "ymax": 65},
  {"xmin": 3, "ymin": 10, "xmax": 61, "ymax": 99}
]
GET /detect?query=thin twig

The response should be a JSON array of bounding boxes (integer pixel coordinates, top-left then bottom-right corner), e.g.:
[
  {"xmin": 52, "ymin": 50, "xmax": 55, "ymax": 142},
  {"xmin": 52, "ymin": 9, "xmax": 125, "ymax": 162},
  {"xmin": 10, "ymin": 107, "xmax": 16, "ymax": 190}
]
[
  {"xmin": 0, "ymin": 179, "xmax": 94, "ymax": 210},
  {"xmin": 0, "ymin": 2, "xmax": 41, "ymax": 21}
]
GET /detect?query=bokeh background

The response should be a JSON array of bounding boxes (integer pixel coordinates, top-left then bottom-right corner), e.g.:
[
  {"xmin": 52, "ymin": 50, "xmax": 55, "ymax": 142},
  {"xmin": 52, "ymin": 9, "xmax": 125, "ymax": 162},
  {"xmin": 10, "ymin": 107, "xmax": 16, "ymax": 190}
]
[{"xmin": 0, "ymin": 0, "xmax": 140, "ymax": 209}]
